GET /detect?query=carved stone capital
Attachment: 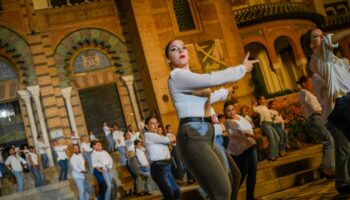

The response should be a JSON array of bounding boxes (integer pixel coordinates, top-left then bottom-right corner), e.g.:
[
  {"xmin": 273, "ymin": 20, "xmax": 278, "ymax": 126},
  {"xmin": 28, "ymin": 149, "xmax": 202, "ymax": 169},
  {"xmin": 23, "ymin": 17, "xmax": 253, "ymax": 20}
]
[
  {"xmin": 18, "ymin": 90, "xmax": 32, "ymax": 104},
  {"xmin": 61, "ymin": 87, "xmax": 73, "ymax": 99}
]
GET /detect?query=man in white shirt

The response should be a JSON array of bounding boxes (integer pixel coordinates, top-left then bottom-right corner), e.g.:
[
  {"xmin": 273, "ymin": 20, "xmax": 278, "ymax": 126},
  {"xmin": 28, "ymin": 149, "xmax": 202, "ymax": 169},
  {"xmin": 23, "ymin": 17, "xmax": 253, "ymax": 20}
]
[
  {"xmin": 5, "ymin": 147, "xmax": 27, "ymax": 192},
  {"xmin": 28, "ymin": 146, "xmax": 44, "ymax": 187},
  {"xmin": 80, "ymin": 136, "xmax": 93, "ymax": 174},
  {"xmin": 298, "ymin": 75, "xmax": 335, "ymax": 178},
  {"xmin": 144, "ymin": 116, "xmax": 179, "ymax": 200},
  {"xmin": 91, "ymin": 141, "xmax": 115, "ymax": 200},
  {"xmin": 37, "ymin": 135, "xmax": 49, "ymax": 169},
  {"xmin": 103, "ymin": 122, "xmax": 114, "ymax": 152},
  {"xmin": 135, "ymin": 140, "xmax": 152, "ymax": 196},
  {"xmin": 112, "ymin": 124, "xmax": 127, "ymax": 166},
  {"xmin": 70, "ymin": 144, "xmax": 90, "ymax": 200},
  {"xmin": 124, "ymin": 131, "xmax": 142, "ymax": 195},
  {"xmin": 52, "ymin": 140, "xmax": 68, "ymax": 181},
  {"xmin": 253, "ymin": 96, "xmax": 280, "ymax": 161}
]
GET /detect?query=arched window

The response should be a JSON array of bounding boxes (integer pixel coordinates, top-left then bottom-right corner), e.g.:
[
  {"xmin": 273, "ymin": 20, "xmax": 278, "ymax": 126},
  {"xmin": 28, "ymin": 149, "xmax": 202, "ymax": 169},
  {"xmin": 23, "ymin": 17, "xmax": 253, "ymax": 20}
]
[
  {"xmin": 0, "ymin": 57, "xmax": 17, "ymax": 81},
  {"xmin": 173, "ymin": 0, "xmax": 196, "ymax": 32},
  {"xmin": 73, "ymin": 50, "xmax": 112, "ymax": 74}
]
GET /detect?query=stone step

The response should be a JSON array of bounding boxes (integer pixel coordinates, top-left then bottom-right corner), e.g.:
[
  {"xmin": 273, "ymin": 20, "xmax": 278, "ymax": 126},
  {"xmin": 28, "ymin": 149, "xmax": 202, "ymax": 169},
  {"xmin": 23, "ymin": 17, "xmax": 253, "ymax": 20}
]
[
  {"xmin": 0, "ymin": 180, "xmax": 75, "ymax": 200},
  {"xmin": 128, "ymin": 144, "xmax": 323, "ymax": 200}
]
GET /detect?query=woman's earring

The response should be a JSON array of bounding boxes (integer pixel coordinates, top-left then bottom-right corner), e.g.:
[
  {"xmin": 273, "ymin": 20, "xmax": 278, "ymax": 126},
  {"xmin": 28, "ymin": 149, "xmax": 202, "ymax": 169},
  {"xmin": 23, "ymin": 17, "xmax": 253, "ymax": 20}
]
[{"xmin": 167, "ymin": 59, "xmax": 171, "ymax": 63}]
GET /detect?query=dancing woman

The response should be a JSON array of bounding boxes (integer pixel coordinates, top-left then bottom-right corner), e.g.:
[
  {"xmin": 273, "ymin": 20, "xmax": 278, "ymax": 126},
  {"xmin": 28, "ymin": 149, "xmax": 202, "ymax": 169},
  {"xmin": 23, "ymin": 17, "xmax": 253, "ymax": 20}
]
[{"xmin": 167, "ymin": 39, "xmax": 258, "ymax": 199}]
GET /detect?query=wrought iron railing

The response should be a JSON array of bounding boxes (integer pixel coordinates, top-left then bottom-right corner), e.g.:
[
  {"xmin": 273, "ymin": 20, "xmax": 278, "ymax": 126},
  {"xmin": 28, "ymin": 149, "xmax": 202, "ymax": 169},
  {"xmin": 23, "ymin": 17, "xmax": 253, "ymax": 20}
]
[
  {"xmin": 234, "ymin": 2, "xmax": 325, "ymax": 27},
  {"xmin": 321, "ymin": 13, "xmax": 350, "ymax": 31}
]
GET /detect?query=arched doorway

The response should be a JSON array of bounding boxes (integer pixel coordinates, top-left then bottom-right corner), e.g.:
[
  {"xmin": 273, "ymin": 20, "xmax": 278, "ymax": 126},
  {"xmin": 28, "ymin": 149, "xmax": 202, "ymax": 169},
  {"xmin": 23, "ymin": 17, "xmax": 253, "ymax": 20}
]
[
  {"xmin": 54, "ymin": 28, "xmax": 134, "ymax": 138},
  {"xmin": 274, "ymin": 36, "xmax": 302, "ymax": 90},
  {"xmin": 245, "ymin": 42, "xmax": 281, "ymax": 97},
  {"xmin": 0, "ymin": 56, "xmax": 26, "ymax": 148}
]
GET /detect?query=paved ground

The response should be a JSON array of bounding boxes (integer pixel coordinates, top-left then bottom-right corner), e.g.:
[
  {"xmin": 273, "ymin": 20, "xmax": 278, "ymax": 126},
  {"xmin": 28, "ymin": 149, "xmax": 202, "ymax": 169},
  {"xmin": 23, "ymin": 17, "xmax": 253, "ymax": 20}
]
[{"xmin": 261, "ymin": 178, "xmax": 350, "ymax": 200}]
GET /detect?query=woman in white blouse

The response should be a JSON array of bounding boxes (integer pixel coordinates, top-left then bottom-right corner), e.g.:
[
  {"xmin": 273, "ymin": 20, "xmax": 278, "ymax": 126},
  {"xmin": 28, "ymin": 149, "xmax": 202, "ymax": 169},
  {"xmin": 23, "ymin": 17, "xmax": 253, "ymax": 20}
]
[
  {"xmin": 301, "ymin": 28, "xmax": 350, "ymax": 194},
  {"xmin": 52, "ymin": 140, "xmax": 68, "ymax": 181},
  {"xmin": 166, "ymin": 39, "xmax": 258, "ymax": 199},
  {"xmin": 224, "ymin": 101, "xmax": 259, "ymax": 200}
]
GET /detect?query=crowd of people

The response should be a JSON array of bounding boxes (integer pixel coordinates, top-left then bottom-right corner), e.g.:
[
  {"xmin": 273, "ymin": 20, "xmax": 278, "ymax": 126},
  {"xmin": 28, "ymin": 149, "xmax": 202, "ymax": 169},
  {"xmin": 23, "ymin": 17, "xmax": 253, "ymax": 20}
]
[{"xmin": 0, "ymin": 27, "xmax": 349, "ymax": 200}]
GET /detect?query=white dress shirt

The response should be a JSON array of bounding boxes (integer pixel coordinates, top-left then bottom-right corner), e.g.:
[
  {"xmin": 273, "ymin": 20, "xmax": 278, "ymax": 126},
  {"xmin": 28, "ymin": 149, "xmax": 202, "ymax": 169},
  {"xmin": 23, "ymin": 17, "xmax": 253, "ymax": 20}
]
[
  {"xmin": 103, "ymin": 125, "xmax": 111, "ymax": 136},
  {"xmin": 144, "ymin": 131, "xmax": 171, "ymax": 162},
  {"xmin": 125, "ymin": 132, "xmax": 140, "ymax": 152},
  {"xmin": 112, "ymin": 130, "xmax": 126, "ymax": 147},
  {"xmin": 54, "ymin": 145, "xmax": 68, "ymax": 161},
  {"xmin": 28, "ymin": 152, "xmax": 39, "ymax": 166},
  {"xmin": 90, "ymin": 134, "xmax": 97, "ymax": 142},
  {"xmin": 310, "ymin": 34, "xmax": 350, "ymax": 118},
  {"xmin": 81, "ymin": 142, "xmax": 93, "ymax": 153},
  {"xmin": 225, "ymin": 115, "xmax": 256, "ymax": 156},
  {"xmin": 37, "ymin": 141, "xmax": 48, "ymax": 155},
  {"xmin": 312, "ymin": 74, "xmax": 331, "ymax": 124},
  {"xmin": 253, "ymin": 105, "xmax": 273, "ymax": 123},
  {"xmin": 135, "ymin": 147, "xmax": 150, "ymax": 167},
  {"xmin": 168, "ymin": 65, "xmax": 246, "ymax": 118},
  {"xmin": 5, "ymin": 155, "xmax": 27, "ymax": 172},
  {"xmin": 70, "ymin": 153, "xmax": 86, "ymax": 179},
  {"xmin": 91, "ymin": 150, "xmax": 113, "ymax": 170},
  {"xmin": 299, "ymin": 89, "xmax": 322, "ymax": 119}
]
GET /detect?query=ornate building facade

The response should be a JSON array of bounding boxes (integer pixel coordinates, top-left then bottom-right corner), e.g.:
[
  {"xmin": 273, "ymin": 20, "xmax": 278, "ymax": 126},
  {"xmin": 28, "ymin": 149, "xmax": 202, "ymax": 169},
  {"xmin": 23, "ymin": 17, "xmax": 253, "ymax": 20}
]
[{"xmin": 0, "ymin": 0, "xmax": 349, "ymax": 163}]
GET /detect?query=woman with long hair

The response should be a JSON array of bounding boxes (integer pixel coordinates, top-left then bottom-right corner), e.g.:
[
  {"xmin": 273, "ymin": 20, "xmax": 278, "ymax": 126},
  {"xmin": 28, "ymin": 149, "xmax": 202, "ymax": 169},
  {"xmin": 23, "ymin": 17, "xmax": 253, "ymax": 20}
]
[{"xmin": 167, "ymin": 39, "xmax": 258, "ymax": 199}]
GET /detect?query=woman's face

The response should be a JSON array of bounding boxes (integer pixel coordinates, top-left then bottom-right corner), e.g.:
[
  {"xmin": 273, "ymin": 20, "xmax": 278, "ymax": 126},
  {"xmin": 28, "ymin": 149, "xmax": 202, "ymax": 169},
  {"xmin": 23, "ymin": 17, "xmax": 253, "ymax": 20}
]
[
  {"xmin": 167, "ymin": 40, "xmax": 189, "ymax": 68},
  {"xmin": 310, "ymin": 29, "xmax": 324, "ymax": 50},
  {"xmin": 225, "ymin": 105, "xmax": 236, "ymax": 119}
]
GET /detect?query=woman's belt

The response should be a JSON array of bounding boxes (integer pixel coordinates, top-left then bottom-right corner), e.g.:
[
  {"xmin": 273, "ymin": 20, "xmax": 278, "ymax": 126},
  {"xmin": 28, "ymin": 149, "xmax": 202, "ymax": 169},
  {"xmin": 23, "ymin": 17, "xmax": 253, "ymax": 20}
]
[{"xmin": 180, "ymin": 117, "xmax": 212, "ymax": 124}]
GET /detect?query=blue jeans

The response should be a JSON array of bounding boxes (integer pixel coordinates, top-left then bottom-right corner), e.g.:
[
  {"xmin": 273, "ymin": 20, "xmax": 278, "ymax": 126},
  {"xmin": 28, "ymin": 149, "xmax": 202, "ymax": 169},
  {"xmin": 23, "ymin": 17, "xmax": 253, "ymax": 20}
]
[
  {"xmin": 41, "ymin": 153, "xmax": 49, "ymax": 169},
  {"xmin": 93, "ymin": 169, "xmax": 106, "ymax": 200},
  {"xmin": 0, "ymin": 163, "xmax": 5, "ymax": 177},
  {"xmin": 12, "ymin": 170, "xmax": 24, "ymax": 192},
  {"xmin": 83, "ymin": 152, "xmax": 93, "ymax": 174},
  {"xmin": 103, "ymin": 171, "xmax": 114, "ymax": 200},
  {"xmin": 272, "ymin": 123, "xmax": 287, "ymax": 153},
  {"xmin": 30, "ymin": 165, "xmax": 44, "ymax": 187},
  {"xmin": 309, "ymin": 115, "xmax": 335, "ymax": 170},
  {"xmin": 139, "ymin": 166, "xmax": 151, "ymax": 193},
  {"xmin": 126, "ymin": 156, "xmax": 140, "ymax": 193},
  {"xmin": 327, "ymin": 123, "xmax": 350, "ymax": 189},
  {"xmin": 215, "ymin": 135, "xmax": 230, "ymax": 173},
  {"xmin": 116, "ymin": 146, "xmax": 127, "ymax": 166},
  {"xmin": 261, "ymin": 122, "xmax": 280, "ymax": 159},
  {"xmin": 73, "ymin": 178, "xmax": 90, "ymax": 200},
  {"xmin": 170, "ymin": 146, "xmax": 185, "ymax": 180},
  {"xmin": 231, "ymin": 145, "xmax": 258, "ymax": 200},
  {"xmin": 106, "ymin": 134, "xmax": 115, "ymax": 152},
  {"xmin": 151, "ymin": 160, "xmax": 180, "ymax": 200},
  {"xmin": 58, "ymin": 159, "xmax": 68, "ymax": 181}
]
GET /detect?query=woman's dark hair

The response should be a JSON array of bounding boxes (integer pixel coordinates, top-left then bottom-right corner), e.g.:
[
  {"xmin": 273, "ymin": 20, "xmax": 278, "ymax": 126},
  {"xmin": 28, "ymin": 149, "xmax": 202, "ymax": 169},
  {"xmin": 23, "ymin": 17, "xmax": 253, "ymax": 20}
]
[
  {"xmin": 256, "ymin": 96, "xmax": 265, "ymax": 105},
  {"xmin": 300, "ymin": 29, "xmax": 315, "ymax": 62},
  {"xmin": 165, "ymin": 124, "xmax": 171, "ymax": 130},
  {"xmin": 91, "ymin": 140, "xmax": 101, "ymax": 148},
  {"xmin": 164, "ymin": 39, "xmax": 177, "ymax": 58},
  {"xmin": 223, "ymin": 100, "xmax": 236, "ymax": 113},
  {"xmin": 296, "ymin": 75, "xmax": 310, "ymax": 86},
  {"xmin": 145, "ymin": 115, "xmax": 157, "ymax": 125},
  {"xmin": 134, "ymin": 140, "xmax": 141, "ymax": 146},
  {"xmin": 268, "ymin": 101, "xmax": 273, "ymax": 109}
]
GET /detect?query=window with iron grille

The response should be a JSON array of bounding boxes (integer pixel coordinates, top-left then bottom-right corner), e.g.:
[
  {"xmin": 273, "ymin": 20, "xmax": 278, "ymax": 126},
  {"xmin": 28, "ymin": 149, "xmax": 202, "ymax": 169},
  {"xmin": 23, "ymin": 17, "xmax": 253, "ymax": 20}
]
[{"xmin": 173, "ymin": 0, "xmax": 196, "ymax": 32}]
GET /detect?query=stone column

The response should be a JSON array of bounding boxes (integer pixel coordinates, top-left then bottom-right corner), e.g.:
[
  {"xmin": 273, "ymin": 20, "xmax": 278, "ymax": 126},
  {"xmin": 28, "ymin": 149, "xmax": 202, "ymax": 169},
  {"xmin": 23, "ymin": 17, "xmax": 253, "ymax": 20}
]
[
  {"xmin": 121, "ymin": 75, "xmax": 141, "ymax": 126},
  {"xmin": 17, "ymin": 90, "xmax": 39, "ymax": 151},
  {"xmin": 61, "ymin": 87, "xmax": 78, "ymax": 134},
  {"xmin": 27, "ymin": 85, "xmax": 54, "ymax": 167}
]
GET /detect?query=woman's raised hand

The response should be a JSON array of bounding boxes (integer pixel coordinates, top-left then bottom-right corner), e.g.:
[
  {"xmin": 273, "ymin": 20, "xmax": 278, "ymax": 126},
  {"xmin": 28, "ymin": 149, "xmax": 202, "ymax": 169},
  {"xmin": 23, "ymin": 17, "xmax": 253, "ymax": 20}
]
[{"xmin": 243, "ymin": 52, "xmax": 259, "ymax": 72}]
